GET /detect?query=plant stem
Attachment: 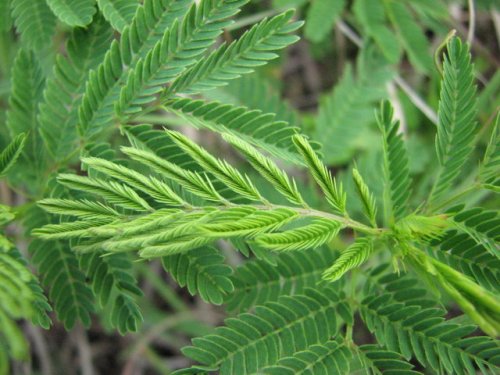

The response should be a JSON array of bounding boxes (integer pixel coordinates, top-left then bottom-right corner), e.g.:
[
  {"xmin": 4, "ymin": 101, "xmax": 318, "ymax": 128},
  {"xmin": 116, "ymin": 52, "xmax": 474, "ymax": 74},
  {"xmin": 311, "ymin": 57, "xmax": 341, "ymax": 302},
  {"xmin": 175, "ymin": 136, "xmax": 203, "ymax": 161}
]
[{"xmin": 183, "ymin": 203, "xmax": 384, "ymax": 235}]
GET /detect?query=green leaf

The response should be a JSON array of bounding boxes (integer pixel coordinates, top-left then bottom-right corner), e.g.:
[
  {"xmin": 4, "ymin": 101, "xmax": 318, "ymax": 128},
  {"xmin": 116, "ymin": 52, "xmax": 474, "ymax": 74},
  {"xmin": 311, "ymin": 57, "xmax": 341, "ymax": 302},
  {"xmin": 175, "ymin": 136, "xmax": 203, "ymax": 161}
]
[
  {"xmin": 37, "ymin": 198, "xmax": 120, "ymax": 219},
  {"xmin": 314, "ymin": 47, "xmax": 392, "ymax": 164},
  {"xmin": 226, "ymin": 247, "xmax": 336, "ymax": 313},
  {"xmin": 386, "ymin": 1, "xmax": 433, "ymax": 73},
  {"xmin": 29, "ymin": 237, "xmax": 94, "ymax": 329},
  {"xmin": 39, "ymin": 16, "xmax": 112, "ymax": 161},
  {"xmin": 45, "ymin": 0, "xmax": 96, "ymax": 27},
  {"xmin": 264, "ymin": 340, "xmax": 351, "ymax": 374},
  {"xmin": 82, "ymin": 156, "xmax": 186, "ymax": 206},
  {"xmin": 353, "ymin": 0, "xmax": 401, "ymax": 63},
  {"xmin": 255, "ymin": 219, "xmax": 341, "ymax": 252},
  {"xmin": 201, "ymin": 208, "xmax": 298, "ymax": 238},
  {"xmin": 480, "ymin": 114, "xmax": 499, "ymax": 191},
  {"xmin": 166, "ymin": 10, "xmax": 302, "ymax": 96},
  {"xmin": 162, "ymin": 246, "xmax": 234, "ymax": 305},
  {"xmin": 293, "ymin": 135, "xmax": 346, "ymax": 214},
  {"xmin": 359, "ymin": 278, "xmax": 500, "ymax": 374},
  {"xmin": 377, "ymin": 101, "xmax": 412, "ymax": 222},
  {"xmin": 78, "ymin": 0, "xmax": 191, "ymax": 138},
  {"xmin": 181, "ymin": 286, "xmax": 342, "ymax": 374},
  {"xmin": 352, "ymin": 168, "xmax": 378, "ymax": 227},
  {"xmin": 165, "ymin": 129, "xmax": 263, "ymax": 202},
  {"xmin": 57, "ymin": 173, "xmax": 153, "ymax": 212},
  {"xmin": 430, "ymin": 37, "xmax": 478, "ymax": 205},
  {"xmin": 121, "ymin": 146, "xmax": 225, "ymax": 203},
  {"xmin": 360, "ymin": 345, "xmax": 424, "ymax": 374},
  {"xmin": 96, "ymin": 0, "xmax": 138, "ymax": 32},
  {"xmin": 323, "ymin": 237, "xmax": 373, "ymax": 281},
  {"xmin": 0, "ymin": 133, "xmax": 26, "ymax": 177},
  {"xmin": 80, "ymin": 252, "xmax": 143, "ymax": 334},
  {"xmin": 115, "ymin": 0, "xmax": 248, "ymax": 117},
  {"xmin": 163, "ymin": 98, "xmax": 315, "ymax": 164},
  {"xmin": 11, "ymin": 0, "xmax": 56, "ymax": 51},
  {"xmin": 6, "ymin": 49, "xmax": 46, "ymax": 189},
  {"xmin": 223, "ymin": 133, "xmax": 306, "ymax": 206},
  {"xmin": 304, "ymin": 0, "xmax": 345, "ymax": 42}
]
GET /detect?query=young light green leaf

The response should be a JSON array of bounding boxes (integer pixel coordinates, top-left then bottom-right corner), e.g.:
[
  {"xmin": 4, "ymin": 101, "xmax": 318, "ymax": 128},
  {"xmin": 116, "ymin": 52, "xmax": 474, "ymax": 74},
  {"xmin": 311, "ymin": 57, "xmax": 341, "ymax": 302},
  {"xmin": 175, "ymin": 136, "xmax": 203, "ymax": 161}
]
[
  {"xmin": 223, "ymin": 133, "xmax": 306, "ymax": 206},
  {"xmin": 121, "ymin": 146, "xmax": 225, "ymax": 203},
  {"xmin": 57, "ymin": 173, "xmax": 153, "ymax": 212},
  {"xmin": 201, "ymin": 208, "xmax": 298, "ymax": 238},
  {"xmin": 323, "ymin": 237, "xmax": 373, "ymax": 281},
  {"xmin": 165, "ymin": 129, "xmax": 263, "ymax": 202},
  {"xmin": 292, "ymin": 134, "xmax": 346, "ymax": 214},
  {"xmin": 82, "ymin": 156, "xmax": 186, "ymax": 206},
  {"xmin": 255, "ymin": 218, "xmax": 341, "ymax": 252},
  {"xmin": 352, "ymin": 168, "xmax": 378, "ymax": 227},
  {"xmin": 37, "ymin": 198, "xmax": 120, "ymax": 219}
]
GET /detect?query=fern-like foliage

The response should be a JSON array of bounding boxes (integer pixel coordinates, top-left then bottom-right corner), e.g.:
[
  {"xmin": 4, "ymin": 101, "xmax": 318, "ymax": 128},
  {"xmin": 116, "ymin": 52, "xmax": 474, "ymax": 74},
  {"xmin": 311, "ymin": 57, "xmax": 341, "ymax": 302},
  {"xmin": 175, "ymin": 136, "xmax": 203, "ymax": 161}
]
[
  {"xmin": 164, "ymin": 10, "xmax": 301, "ymax": 97},
  {"xmin": 352, "ymin": 168, "xmax": 378, "ymax": 227},
  {"xmin": 162, "ymin": 98, "xmax": 318, "ymax": 164},
  {"xmin": 304, "ymin": 0, "xmax": 345, "ymax": 43},
  {"xmin": 6, "ymin": 49, "xmax": 46, "ymax": 190},
  {"xmin": 256, "ymin": 219, "xmax": 341, "ymax": 252},
  {"xmin": 45, "ymin": 0, "xmax": 96, "ymax": 27},
  {"xmin": 208, "ymin": 74, "xmax": 300, "ymax": 128},
  {"xmin": 353, "ymin": 0, "xmax": 434, "ymax": 71},
  {"xmin": 451, "ymin": 206, "xmax": 500, "ymax": 259},
  {"xmin": 0, "ymin": 133, "xmax": 26, "ymax": 177},
  {"xmin": 226, "ymin": 247, "xmax": 335, "ymax": 312},
  {"xmin": 180, "ymin": 286, "xmax": 345, "ymax": 374},
  {"xmin": 430, "ymin": 230, "xmax": 500, "ymax": 293},
  {"xmin": 377, "ymin": 101, "xmax": 412, "ymax": 223},
  {"xmin": 79, "ymin": 252, "xmax": 143, "ymax": 334},
  {"xmin": 0, "ymin": 242, "xmax": 49, "ymax": 368},
  {"xmin": 480, "ymin": 115, "xmax": 499, "ymax": 192},
  {"xmin": 97, "ymin": 0, "xmax": 138, "ymax": 32},
  {"xmin": 293, "ymin": 134, "xmax": 346, "ymax": 214},
  {"xmin": 430, "ymin": 37, "xmax": 478, "ymax": 205},
  {"xmin": 39, "ymin": 16, "xmax": 112, "ymax": 161},
  {"xmin": 224, "ymin": 133, "xmax": 306, "ymax": 206},
  {"xmin": 162, "ymin": 246, "xmax": 234, "ymax": 305},
  {"xmin": 78, "ymin": 0, "xmax": 192, "ymax": 138},
  {"xmin": 10, "ymin": 0, "xmax": 56, "ymax": 51},
  {"xmin": 30, "ymin": 238, "xmax": 95, "ymax": 329},
  {"xmin": 361, "ymin": 267, "xmax": 500, "ymax": 374},
  {"xmin": 5, "ymin": 2, "xmax": 494, "ymax": 370},
  {"xmin": 358, "ymin": 345, "xmax": 423, "ymax": 375},
  {"xmin": 323, "ymin": 237, "xmax": 373, "ymax": 281},
  {"xmin": 264, "ymin": 339, "xmax": 351, "ymax": 374},
  {"xmin": 115, "ymin": 0, "xmax": 249, "ymax": 117},
  {"xmin": 314, "ymin": 46, "xmax": 392, "ymax": 164},
  {"xmin": 353, "ymin": 0, "xmax": 401, "ymax": 63},
  {"xmin": 385, "ymin": 1, "xmax": 433, "ymax": 72}
]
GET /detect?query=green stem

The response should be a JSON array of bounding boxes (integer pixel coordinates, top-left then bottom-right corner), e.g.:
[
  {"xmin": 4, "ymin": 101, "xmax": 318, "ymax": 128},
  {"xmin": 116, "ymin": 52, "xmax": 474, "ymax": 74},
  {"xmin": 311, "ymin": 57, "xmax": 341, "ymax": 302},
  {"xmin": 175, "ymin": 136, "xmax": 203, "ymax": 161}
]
[
  {"xmin": 183, "ymin": 203, "xmax": 383, "ymax": 235},
  {"xmin": 408, "ymin": 247, "xmax": 500, "ymax": 336},
  {"xmin": 430, "ymin": 257, "xmax": 500, "ymax": 314}
]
